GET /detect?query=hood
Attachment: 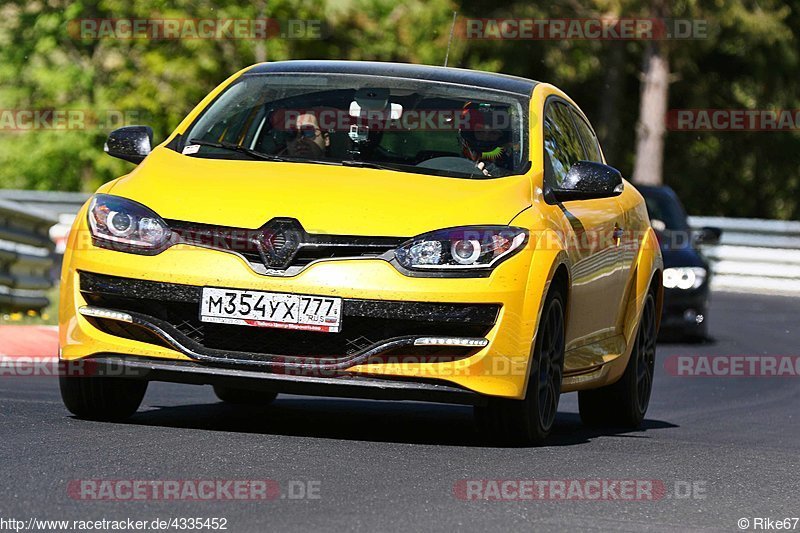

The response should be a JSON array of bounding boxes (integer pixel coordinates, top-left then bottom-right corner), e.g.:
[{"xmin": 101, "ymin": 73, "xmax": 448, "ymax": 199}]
[{"xmin": 108, "ymin": 147, "xmax": 533, "ymax": 237}]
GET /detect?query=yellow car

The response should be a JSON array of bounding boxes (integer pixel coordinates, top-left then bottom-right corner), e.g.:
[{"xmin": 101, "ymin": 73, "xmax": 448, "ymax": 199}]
[{"xmin": 59, "ymin": 61, "xmax": 662, "ymax": 444}]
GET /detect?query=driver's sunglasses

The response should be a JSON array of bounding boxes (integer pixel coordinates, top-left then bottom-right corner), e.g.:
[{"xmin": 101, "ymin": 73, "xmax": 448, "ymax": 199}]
[{"xmin": 286, "ymin": 124, "xmax": 321, "ymax": 141}]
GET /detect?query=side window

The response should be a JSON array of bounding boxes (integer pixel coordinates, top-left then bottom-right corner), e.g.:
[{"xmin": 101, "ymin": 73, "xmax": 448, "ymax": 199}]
[
  {"xmin": 543, "ymin": 102, "xmax": 583, "ymax": 187},
  {"xmin": 570, "ymin": 109, "xmax": 603, "ymax": 163}
]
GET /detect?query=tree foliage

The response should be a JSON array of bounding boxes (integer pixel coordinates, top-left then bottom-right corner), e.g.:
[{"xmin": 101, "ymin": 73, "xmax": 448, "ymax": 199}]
[{"xmin": 0, "ymin": 0, "xmax": 798, "ymax": 218}]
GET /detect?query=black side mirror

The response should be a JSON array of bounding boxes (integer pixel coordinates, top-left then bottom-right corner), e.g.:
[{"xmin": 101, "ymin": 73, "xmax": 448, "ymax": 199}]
[
  {"xmin": 104, "ymin": 126, "xmax": 153, "ymax": 164},
  {"xmin": 547, "ymin": 161, "xmax": 624, "ymax": 203},
  {"xmin": 694, "ymin": 226, "xmax": 722, "ymax": 245}
]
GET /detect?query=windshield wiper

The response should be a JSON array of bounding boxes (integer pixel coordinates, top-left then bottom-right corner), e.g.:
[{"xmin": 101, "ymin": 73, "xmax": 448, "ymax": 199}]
[
  {"xmin": 341, "ymin": 160, "xmax": 403, "ymax": 172},
  {"xmin": 342, "ymin": 159, "xmax": 488, "ymax": 178},
  {"xmin": 186, "ymin": 139, "xmax": 293, "ymax": 162},
  {"xmin": 187, "ymin": 139, "xmax": 341, "ymax": 166}
]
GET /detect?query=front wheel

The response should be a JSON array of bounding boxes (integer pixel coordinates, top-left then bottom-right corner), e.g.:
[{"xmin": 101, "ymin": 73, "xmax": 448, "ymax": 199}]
[
  {"xmin": 475, "ymin": 288, "xmax": 565, "ymax": 445},
  {"xmin": 60, "ymin": 375, "xmax": 147, "ymax": 421},
  {"xmin": 578, "ymin": 291, "xmax": 657, "ymax": 428}
]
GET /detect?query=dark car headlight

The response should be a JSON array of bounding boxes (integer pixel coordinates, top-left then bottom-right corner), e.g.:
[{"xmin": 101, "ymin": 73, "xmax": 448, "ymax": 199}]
[
  {"xmin": 88, "ymin": 194, "xmax": 172, "ymax": 253},
  {"xmin": 395, "ymin": 226, "xmax": 528, "ymax": 272}
]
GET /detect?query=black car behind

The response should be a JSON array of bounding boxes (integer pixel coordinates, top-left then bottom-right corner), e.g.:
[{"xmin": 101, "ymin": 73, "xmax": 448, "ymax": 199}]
[{"xmin": 639, "ymin": 186, "xmax": 721, "ymax": 341}]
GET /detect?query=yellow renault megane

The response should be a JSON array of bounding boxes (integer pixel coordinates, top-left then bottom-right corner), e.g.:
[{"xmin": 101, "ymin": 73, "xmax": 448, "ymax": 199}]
[{"xmin": 59, "ymin": 60, "xmax": 662, "ymax": 444}]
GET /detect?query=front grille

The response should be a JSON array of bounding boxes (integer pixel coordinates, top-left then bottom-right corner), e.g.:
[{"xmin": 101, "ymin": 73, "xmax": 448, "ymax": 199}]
[
  {"xmin": 79, "ymin": 272, "xmax": 499, "ymax": 363},
  {"xmin": 167, "ymin": 218, "xmax": 406, "ymax": 273}
]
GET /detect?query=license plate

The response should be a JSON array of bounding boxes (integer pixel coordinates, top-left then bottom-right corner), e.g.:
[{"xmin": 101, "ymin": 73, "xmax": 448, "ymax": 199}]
[{"xmin": 200, "ymin": 287, "xmax": 342, "ymax": 333}]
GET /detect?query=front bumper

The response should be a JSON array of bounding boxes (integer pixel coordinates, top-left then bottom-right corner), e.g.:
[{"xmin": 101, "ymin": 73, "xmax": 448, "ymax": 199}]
[
  {"xmin": 74, "ymin": 355, "xmax": 487, "ymax": 406},
  {"xmin": 61, "ymin": 224, "xmax": 545, "ymax": 399},
  {"xmin": 659, "ymin": 285, "xmax": 709, "ymax": 335},
  {"xmin": 77, "ymin": 271, "xmax": 499, "ymax": 371}
]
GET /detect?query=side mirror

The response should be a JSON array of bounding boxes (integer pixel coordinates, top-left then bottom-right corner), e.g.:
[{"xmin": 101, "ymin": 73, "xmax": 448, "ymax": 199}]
[
  {"xmin": 104, "ymin": 126, "xmax": 153, "ymax": 164},
  {"xmin": 547, "ymin": 160, "xmax": 624, "ymax": 203},
  {"xmin": 694, "ymin": 226, "xmax": 722, "ymax": 245}
]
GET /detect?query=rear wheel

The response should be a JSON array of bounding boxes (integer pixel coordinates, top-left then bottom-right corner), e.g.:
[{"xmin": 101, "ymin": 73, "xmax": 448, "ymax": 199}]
[
  {"xmin": 60, "ymin": 376, "xmax": 147, "ymax": 421},
  {"xmin": 213, "ymin": 385, "xmax": 278, "ymax": 405},
  {"xmin": 475, "ymin": 289, "xmax": 565, "ymax": 445},
  {"xmin": 578, "ymin": 291, "xmax": 657, "ymax": 428}
]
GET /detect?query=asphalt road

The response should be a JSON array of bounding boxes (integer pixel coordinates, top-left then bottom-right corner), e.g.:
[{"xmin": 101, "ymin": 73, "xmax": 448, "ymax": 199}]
[{"xmin": 1, "ymin": 291, "xmax": 798, "ymax": 532}]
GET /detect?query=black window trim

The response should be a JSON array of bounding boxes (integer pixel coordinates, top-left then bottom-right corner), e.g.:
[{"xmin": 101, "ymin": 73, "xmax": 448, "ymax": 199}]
[
  {"xmin": 173, "ymin": 71, "xmax": 533, "ymax": 180},
  {"xmin": 542, "ymin": 96, "xmax": 577, "ymax": 201},
  {"xmin": 542, "ymin": 95, "xmax": 605, "ymax": 204},
  {"xmin": 566, "ymin": 105, "xmax": 603, "ymax": 164}
]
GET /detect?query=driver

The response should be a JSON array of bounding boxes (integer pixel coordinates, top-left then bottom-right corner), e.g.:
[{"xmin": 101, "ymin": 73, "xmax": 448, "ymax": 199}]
[
  {"xmin": 283, "ymin": 111, "xmax": 330, "ymax": 159},
  {"xmin": 458, "ymin": 102, "xmax": 515, "ymax": 176}
]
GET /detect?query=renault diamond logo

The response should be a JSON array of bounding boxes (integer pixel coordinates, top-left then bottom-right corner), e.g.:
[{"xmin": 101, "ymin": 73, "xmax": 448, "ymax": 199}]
[{"xmin": 257, "ymin": 218, "xmax": 305, "ymax": 269}]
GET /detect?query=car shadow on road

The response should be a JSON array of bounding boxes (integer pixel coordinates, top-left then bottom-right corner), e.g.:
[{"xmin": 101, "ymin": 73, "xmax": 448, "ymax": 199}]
[
  {"xmin": 119, "ymin": 395, "xmax": 678, "ymax": 448},
  {"xmin": 658, "ymin": 334, "xmax": 718, "ymax": 346}
]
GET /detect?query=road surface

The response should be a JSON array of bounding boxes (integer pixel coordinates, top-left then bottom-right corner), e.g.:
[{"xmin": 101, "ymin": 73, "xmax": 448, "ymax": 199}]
[{"xmin": 1, "ymin": 292, "xmax": 797, "ymax": 532}]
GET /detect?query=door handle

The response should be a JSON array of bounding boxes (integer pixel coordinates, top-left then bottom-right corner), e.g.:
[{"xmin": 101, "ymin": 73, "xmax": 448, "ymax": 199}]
[{"xmin": 613, "ymin": 224, "xmax": 624, "ymax": 242}]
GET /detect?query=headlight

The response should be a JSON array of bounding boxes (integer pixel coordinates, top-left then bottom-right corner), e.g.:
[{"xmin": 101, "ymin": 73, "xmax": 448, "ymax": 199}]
[
  {"xmin": 88, "ymin": 194, "xmax": 172, "ymax": 253},
  {"xmin": 663, "ymin": 267, "xmax": 707, "ymax": 290},
  {"xmin": 395, "ymin": 226, "xmax": 528, "ymax": 272}
]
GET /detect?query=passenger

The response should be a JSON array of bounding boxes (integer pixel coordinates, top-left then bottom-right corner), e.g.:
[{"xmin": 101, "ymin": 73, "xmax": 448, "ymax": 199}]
[{"xmin": 458, "ymin": 102, "xmax": 515, "ymax": 176}]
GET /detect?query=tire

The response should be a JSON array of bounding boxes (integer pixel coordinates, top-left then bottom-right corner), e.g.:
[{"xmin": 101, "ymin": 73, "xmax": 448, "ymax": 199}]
[
  {"xmin": 59, "ymin": 376, "xmax": 147, "ymax": 421},
  {"xmin": 475, "ymin": 288, "xmax": 565, "ymax": 445},
  {"xmin": 578, "ymin": 290, "xmax": 657, "ymax": 428},
  {"xmin": 213, "ymin": 385, "xmax": 278, "ymax": 405}
]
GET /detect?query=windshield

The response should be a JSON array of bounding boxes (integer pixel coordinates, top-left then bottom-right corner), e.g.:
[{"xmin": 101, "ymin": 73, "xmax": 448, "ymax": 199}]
[{"xmin": 181, "ymin": 73, "xmax": 530, "ymax": 179}]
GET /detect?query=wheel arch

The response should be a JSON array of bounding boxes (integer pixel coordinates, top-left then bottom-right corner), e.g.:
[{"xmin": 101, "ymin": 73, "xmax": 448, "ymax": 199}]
[
  {"xmin": 651, "ymin": 267, "xmax": 663, "ymax": 332},
  {"xmin": 550, "ymin": 262, "xmax": 570, "ymax": 326},
  {"xmin": 611, "ymin": 227, "xmax": 663, "ymax": 383},
  {"xmin": 518, "ymin": 248, "xmax": 571, "ymax": 400}
]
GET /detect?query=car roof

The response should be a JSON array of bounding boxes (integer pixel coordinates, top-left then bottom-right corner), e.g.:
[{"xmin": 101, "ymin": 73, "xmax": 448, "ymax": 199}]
[
  {"xmin": 246, "ymin": 60, "xmax": 538, "ymax": 97},
  {"xmin": 638, "ymin": 185, "xmax": 679, "ymax": 200},
  {"xmin": 638, "ymin": 185, "xmax": 691, "ymax": 229}
]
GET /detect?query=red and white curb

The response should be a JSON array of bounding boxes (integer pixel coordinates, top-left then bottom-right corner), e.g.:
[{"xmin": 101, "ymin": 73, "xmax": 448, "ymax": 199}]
[{"xmin": 0, "ymin": 325, "xmax": 59, "ymax": 362}]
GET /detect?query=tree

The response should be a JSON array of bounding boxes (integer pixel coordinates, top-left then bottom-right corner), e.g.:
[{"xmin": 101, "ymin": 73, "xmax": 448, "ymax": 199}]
[
  {"xmin": 1, "ymin": 0, "xmax": 799, "ymax": 219},
  {"xmin": 631, "ymin": 0, "xmax": 669, "ymax": 186}
]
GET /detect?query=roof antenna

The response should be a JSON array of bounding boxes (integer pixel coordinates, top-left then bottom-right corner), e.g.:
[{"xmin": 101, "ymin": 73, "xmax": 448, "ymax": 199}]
[{"xmin": 444, "ymin": 11, "xmax": 457, "ymax": 67}]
